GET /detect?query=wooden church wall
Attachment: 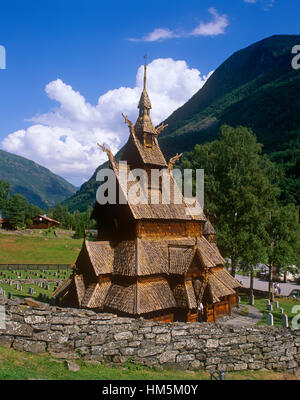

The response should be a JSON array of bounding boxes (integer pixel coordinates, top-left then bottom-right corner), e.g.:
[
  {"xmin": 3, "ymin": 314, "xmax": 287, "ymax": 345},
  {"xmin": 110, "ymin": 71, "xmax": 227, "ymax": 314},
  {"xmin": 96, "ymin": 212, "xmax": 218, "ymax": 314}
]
[{"xmin": 136, "ymin": 220, "xmax": 202, "ymax": 238}]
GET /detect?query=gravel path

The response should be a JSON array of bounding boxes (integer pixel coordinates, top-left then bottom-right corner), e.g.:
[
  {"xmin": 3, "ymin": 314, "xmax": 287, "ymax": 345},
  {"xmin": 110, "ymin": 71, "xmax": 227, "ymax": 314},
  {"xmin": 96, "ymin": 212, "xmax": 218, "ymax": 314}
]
[
  {"xmin": 235, "ymin": 274, "xmax": 300, "ymax": 296},
  {"xmin": 218, "ymin": 305, "xmax": 263, "ymax": 327}
]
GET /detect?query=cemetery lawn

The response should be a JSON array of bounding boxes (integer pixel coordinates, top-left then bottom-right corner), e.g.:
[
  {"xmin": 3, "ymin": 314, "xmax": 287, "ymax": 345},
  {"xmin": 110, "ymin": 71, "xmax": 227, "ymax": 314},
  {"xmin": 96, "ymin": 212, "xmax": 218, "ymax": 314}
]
[
  {"xmin": 0, "ymin": 281, "xmax": 59, "ymax": 301},
  {"xmin": 239, "ymin": 293, "xmax": 300, "ymax": 326},
  {"xmin": 0, "ymin": 346, "xmax": 299, "ymax": 380},
  {"xmin": 0, "ymin": 233, "xmax": 83, "ymax": 263}
]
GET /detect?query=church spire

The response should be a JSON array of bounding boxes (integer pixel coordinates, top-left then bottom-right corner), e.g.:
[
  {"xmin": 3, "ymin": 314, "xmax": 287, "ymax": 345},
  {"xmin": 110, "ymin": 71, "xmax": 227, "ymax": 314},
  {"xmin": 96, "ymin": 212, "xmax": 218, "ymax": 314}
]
[
  {"xmin": 138, "ymin": 56, "xmax": 152, "ymax": 111},
  {"xmin": 143, "ymin": 55, "xmax": 147, "ymax": 90}
]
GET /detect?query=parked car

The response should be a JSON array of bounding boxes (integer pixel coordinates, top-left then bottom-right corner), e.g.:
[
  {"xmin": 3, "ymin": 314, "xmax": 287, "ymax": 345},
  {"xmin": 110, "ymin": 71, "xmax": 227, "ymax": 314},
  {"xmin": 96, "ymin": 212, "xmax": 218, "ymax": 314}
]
[
  {"xmin": 288, "ymin": 289, "xmax": 300, "ymax": 299},
  {"xmin": 257, "ymin": 270, "xmax": 268, "ymax": 280}
]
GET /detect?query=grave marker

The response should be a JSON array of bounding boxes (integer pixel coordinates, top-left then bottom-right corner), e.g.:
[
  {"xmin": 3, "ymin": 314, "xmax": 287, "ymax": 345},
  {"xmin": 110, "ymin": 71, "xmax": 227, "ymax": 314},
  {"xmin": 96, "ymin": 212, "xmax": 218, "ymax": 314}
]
[
  {"xmin": 267, "ymin": 313, "xmax": 274, "ymax": 326},
  {"xmin": 282, "ymin": 313, "xmax": 289, "ymax": 328}
]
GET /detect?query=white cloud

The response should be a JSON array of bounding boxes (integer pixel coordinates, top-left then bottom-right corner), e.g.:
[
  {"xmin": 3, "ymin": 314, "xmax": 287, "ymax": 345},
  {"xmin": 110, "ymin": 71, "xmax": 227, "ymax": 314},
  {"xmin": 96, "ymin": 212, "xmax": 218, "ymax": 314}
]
[
  {"xmin": 129, "ymin": 28, "xmax": 181, "ymax": 42},
  {"xmin": 191, "ymin": 8, "xmax": 229, "ymax": 37},
  {"xmin": 244, "ymin": 0, "xmax": 275, "ymax": 9},
  {"xmin": 129, "ymin": 8, "xmax": 228, "ymax": 42},
  {"xmin": 2, "ymin": 59, "xmax": 213, "ymax": 186}
]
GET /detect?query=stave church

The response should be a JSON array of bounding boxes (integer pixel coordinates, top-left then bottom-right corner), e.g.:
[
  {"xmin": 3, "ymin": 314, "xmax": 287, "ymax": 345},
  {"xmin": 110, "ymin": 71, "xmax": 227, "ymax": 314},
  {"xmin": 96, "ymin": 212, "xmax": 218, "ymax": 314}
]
[{"xmin": 53, "ymin": 62, "xmax": 241, "ymax": 322}]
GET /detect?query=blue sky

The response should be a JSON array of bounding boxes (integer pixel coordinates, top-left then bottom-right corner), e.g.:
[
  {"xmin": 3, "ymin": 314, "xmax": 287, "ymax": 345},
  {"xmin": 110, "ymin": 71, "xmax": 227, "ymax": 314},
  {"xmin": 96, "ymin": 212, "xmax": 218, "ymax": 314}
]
[{"xmin": 0, "ymin": 0, "xmax": 300, "ymax": 185}]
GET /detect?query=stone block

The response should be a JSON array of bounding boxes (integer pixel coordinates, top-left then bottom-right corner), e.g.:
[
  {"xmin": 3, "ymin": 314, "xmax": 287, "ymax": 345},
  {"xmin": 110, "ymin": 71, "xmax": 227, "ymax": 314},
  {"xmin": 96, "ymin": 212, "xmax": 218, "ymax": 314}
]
[
  {"xmin": 206, "ymin": 339, "xmax": 219, "ymax": 348},
  {"xmin": 5, "ymin": 321, "xmax": 33, "ymax": 337},
  {"xmin": 155, "ymin": 333, "xmax": 171, "ymax": 345},
  {"xmin": 176, "ymin": 354, "xmax": 195, "ymax": 362},
  {"xmin": 158, "ymin": 351, "xmax": 178, "ymax": 364}
]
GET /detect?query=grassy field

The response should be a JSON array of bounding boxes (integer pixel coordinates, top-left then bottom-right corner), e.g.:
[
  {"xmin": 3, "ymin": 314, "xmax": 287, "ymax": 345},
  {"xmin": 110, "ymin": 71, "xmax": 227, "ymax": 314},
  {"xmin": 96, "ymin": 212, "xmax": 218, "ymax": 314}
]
[
  {"xmin": 0, "ymin": 346, "xmax": 299, "ymax": 380},
  {"xmin": 239, "ymin": 293, "xmax": 300, "ymax": 326},
  {"xmin": 0, "ymin": 232, "xmax": 83, "ymax": 264}
]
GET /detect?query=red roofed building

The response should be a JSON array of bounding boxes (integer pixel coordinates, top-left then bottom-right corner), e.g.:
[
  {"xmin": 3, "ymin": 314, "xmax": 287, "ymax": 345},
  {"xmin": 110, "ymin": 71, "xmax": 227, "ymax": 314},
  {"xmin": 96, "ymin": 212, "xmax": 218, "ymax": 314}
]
[{"xmin": 30, "ymin": 214, "xmax": 60, "ymax": 229}]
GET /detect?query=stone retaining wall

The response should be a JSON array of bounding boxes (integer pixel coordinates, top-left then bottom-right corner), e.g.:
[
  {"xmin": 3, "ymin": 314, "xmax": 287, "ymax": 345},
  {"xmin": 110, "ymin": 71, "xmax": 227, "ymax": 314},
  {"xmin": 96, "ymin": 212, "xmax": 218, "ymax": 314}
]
[{"xmin": 0, "ymin": 298, "xmax": 299, "ymax": 373}]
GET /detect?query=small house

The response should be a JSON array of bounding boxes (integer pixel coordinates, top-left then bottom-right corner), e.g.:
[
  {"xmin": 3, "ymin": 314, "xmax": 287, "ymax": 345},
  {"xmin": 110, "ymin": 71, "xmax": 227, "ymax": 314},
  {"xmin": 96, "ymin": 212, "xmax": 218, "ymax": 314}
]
[{"xmin": 30, "ymin": 214, "xmax": 60, "ymax": 229}]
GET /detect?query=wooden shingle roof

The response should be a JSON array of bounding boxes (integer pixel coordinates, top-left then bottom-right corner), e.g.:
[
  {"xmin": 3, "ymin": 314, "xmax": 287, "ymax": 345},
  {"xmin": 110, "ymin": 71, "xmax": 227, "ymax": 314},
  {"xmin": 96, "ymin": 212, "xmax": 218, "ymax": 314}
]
[
  {"xmin": 138, "ymin": 88, "xmax": 152, "ymax": 110},
  {"xmin": 203, "ymin": 220, "xmax": 216, "ymax": 235},
  {"xmin": 75, "ymin": 237, "xmax": 226, "ymax": 278},
  {"xmin": 104, "ymin": 283, "xmax": 136, "ymax": 314},
  {"xmin": 81, "ymin": 280, "xmax": 112, "ymax": 309},
  {"xmin": 196, "ymin": 236, "xmax": 225, "ymax": 268},
  {"xmin": 168, "ymin": 246, "xmax": 195, "ymax": 275},
  {"xmin": 85, "ymin": 241, "xmax": 114, "ymax": 275},
  {"xmin": 74, "ymin": 274, "xmax": 85, "ymax": 306},
  {"xmin": 104, "ymin": 277, "xmax": 176, "ymax": 315},
  {"xmin": 137, "ymin": 277, "xmax": 177, "ymax": 314},
  {"xmin": 113, "ymin": 162, "xmax": 206, "ymax": 221},
  {"xmin": 52, "ymin": 278, "xmax": 72, "ymax": 298},
  {"xmin": 121, "ymin": 132, "xmax": 167, "ymax": 167}
]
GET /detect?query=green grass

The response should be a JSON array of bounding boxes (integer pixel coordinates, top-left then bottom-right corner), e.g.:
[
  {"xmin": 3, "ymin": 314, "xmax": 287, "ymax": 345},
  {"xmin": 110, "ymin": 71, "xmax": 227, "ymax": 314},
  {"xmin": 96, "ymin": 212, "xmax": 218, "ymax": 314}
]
[
  {"xmin": 0, "ymin": 233, "xmax": 83, "ymax": 263},
  {"xmin": 239, "ymin": 293, "xmax": 300, "ymax": 326},
  {"xmin": 0, "ymin": 346, "xmax": 299, "ymax": 380}
]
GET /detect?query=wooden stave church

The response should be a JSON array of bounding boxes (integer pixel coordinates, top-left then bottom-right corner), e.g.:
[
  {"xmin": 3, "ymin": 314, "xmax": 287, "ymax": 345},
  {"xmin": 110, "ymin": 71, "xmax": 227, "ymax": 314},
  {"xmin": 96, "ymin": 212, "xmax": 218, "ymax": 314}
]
[{"xmin": 53, "ymin": 63, "xmax": 241, "ymax": 323}]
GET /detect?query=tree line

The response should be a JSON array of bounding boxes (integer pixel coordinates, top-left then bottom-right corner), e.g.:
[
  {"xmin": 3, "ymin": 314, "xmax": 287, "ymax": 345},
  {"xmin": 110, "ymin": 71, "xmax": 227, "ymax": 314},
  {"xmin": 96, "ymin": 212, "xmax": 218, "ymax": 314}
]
[
  {"xmin": 0, "ymin": 182, "xmax": 96, "ymax": 238},
  {"xmin": 182, "ymin": 125, "xmax": 300, "ymax": 302}
]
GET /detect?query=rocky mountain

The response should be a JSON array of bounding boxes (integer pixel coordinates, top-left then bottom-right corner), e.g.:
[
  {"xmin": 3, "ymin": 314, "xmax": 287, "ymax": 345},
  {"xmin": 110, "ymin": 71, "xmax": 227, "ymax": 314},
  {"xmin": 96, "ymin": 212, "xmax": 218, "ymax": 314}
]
[{"xmin": 0, "ymin": 149, "xmax": 76, "ymax": 209}]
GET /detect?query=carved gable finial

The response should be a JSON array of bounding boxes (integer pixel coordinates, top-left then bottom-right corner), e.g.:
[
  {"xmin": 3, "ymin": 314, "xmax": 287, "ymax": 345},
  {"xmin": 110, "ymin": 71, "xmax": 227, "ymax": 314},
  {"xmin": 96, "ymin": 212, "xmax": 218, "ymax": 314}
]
[
  {"xmin": 156, "ymin": 123, "xmax": 168, "ymax": 135},
  {"xmin": 168, "ymin": 153, "xmax": 183, "ymax": 171},
  {"xmin": 97, "ymin": 143, "xmax": 115, "ymax": 165},
  {"xmin": 122, "ymin": 113, "xmax": 135, "ymax": 136}
]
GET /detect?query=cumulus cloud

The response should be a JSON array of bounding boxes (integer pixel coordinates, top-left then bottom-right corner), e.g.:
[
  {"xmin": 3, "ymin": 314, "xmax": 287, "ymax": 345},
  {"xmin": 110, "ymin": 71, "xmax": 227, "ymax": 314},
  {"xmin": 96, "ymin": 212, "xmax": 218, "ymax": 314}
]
[
  {"xmin": 2, "ymin": 58, "xmax": 213, "ymax": 186},
  {"xmin": 130, "ymin": 28, "xmax": 181, "ymax": 42},
  {"xmin": 190, "ymin": 8, "xmax": 229, "ymax": 37},
  {"xmin": 129, "ymin": 8, "xmax": 229, "ymax": 42}
]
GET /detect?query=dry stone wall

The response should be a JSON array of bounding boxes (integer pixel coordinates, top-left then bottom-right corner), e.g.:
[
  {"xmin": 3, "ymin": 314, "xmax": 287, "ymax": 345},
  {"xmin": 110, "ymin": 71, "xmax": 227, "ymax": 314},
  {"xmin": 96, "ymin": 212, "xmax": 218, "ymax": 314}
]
[{"xmin": 0, "ymin": 298, "xmax": 299, "ymax": 373}]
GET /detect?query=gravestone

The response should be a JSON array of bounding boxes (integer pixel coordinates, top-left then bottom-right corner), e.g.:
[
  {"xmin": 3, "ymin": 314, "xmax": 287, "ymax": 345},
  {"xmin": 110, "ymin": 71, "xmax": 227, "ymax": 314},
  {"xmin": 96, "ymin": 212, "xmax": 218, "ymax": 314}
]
[
  {"xmin": 280, "ymin": 308, "xmax": 284, "ymax": 314},
  {"xmin": 275, "ymin": 301, "xmax": 279, "ymax": 309},
  {"xmin": 28, "ymin": 287, "xmax": 34, "ymax": 295},
  {"xmin": 267, "ymin": 313, "xmax": 274, "ymax": 326},
  {"xmin": 266, "ymin": 299, "xmax": 271, "ymax": 307},
  {"xmin": 267, "ymin": 304, "xmax": 273, "ymax": 311},
  {"xmin": 282, "ymin": 313, "xmax": 289, "ymax": 328}
]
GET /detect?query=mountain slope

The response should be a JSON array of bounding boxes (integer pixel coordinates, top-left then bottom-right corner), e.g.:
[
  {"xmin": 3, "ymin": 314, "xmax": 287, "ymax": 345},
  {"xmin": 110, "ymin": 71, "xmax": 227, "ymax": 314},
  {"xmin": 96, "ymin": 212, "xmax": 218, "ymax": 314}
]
[
  {"xmin": 0, "ymin": 150, "xmax": 76, "ymax": 208},
  {"xmin": 63, "ymin": 34, "xmax": 300, "ymax": 212}
]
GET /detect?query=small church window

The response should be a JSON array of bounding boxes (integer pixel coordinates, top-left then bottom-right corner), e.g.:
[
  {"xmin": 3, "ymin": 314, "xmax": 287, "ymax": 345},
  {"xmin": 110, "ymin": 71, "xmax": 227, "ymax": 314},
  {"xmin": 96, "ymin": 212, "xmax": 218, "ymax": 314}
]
[{"xmin": 144, "ymin": 134, "xmax": 153, "ymax": 148}]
